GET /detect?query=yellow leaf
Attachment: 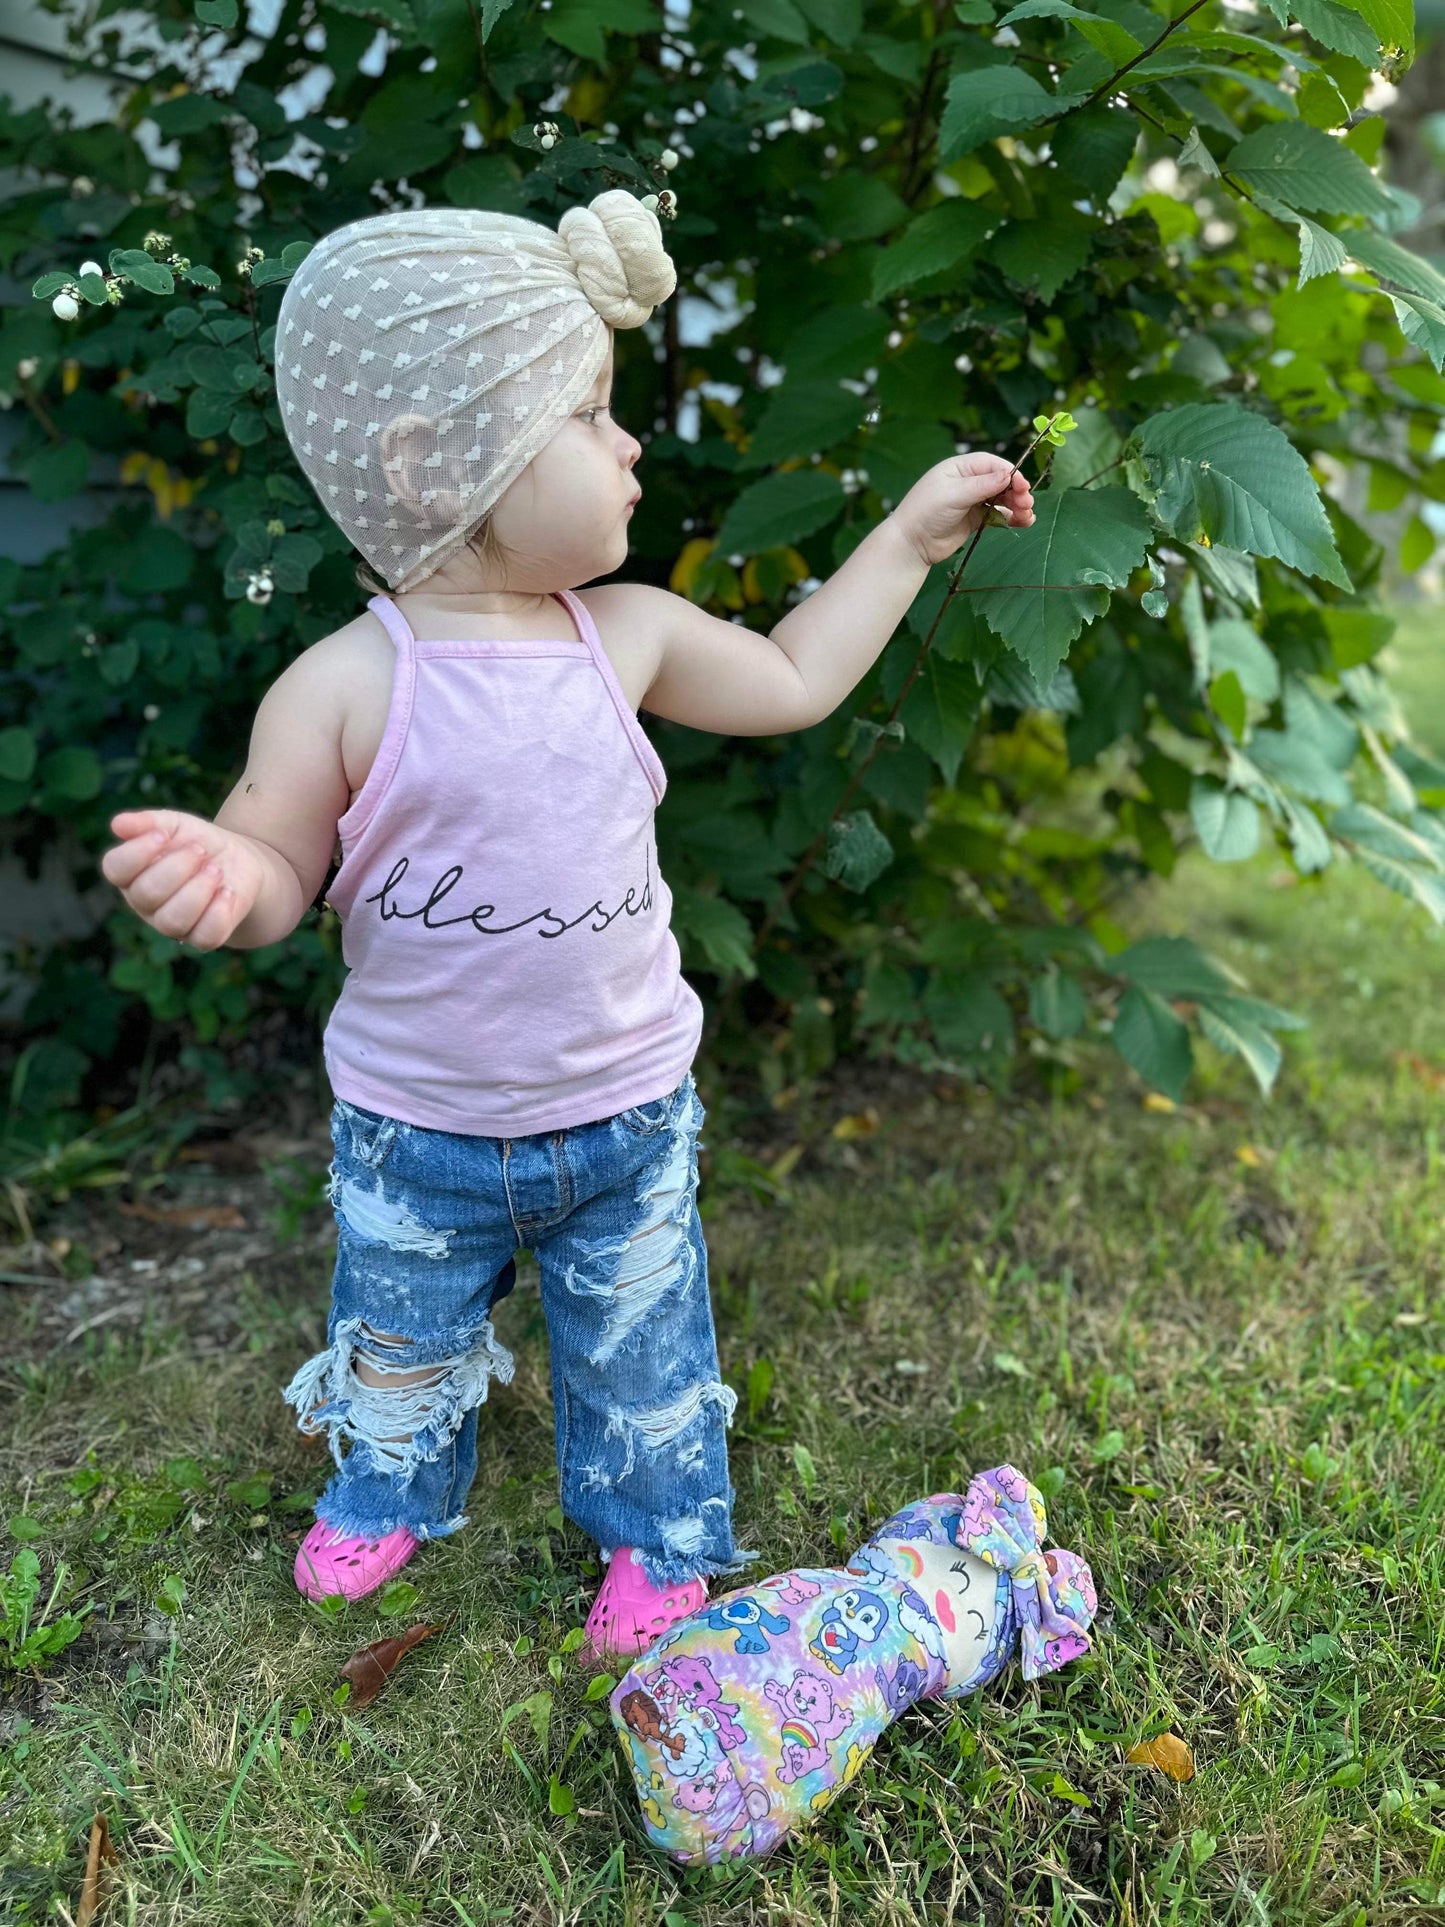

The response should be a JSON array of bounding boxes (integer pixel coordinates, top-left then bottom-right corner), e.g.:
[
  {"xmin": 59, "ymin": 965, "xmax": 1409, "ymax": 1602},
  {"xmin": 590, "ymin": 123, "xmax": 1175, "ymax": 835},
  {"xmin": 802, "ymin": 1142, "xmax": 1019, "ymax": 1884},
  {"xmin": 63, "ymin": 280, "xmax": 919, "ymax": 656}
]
[
  {"xmin": 120, "ymin": 452, "xmax": 151, "ymax": 484},
  {"xmin": 564, "ymin": 77, "xmax": 610, "ymax": 124},
  {"xmin": 1142, "ymin": 1093, "xmax": 1177, "ymax": 1114},
  {"xmin": 1235, "ymin": 1144, "xmax": 1263, "ymax": 1168},
  {"xmin": 62, "ymin": 360, "xmax": 82, "ymax": 396},
  {"xmin": 1125, "ymin": 1733, "xmax": 1195, "ymax": 1781},
  {"xmin": 832, "ymin": 1108, "xmax": 880, "ymax": 1140},
  {"xmin": 768, "ymin": 1143, "xmax": 806, "ymax": 1182},
  {"xmin": 669, "ymin": 536, "xmax": 715, "ymax": 599}
]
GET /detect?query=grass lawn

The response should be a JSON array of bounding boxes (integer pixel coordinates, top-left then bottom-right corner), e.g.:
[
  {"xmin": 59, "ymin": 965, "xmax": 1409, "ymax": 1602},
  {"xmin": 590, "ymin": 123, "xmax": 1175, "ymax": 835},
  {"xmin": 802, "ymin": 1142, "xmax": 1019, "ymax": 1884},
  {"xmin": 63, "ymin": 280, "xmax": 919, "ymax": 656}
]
[{"xmin": 2, "ymin": 606, "xmax": 1443, "ymax": 1925}]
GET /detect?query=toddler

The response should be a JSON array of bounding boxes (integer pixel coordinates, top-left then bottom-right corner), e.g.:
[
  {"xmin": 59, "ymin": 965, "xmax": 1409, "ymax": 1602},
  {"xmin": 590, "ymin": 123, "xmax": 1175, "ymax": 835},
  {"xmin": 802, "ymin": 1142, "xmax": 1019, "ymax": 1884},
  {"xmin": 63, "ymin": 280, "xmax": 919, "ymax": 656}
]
[{"xmin": 100, "ymin": 189, "xmax": 1033, "ymax": 1662}]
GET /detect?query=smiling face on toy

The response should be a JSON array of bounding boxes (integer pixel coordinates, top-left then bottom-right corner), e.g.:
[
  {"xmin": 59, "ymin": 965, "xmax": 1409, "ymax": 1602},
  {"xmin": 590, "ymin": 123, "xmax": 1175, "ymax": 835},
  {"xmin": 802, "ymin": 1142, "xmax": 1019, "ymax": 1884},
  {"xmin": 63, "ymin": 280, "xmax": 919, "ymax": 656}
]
[{"xmin": 874, "ymin": 1537, "xmax": 999, "ymax": 1686}]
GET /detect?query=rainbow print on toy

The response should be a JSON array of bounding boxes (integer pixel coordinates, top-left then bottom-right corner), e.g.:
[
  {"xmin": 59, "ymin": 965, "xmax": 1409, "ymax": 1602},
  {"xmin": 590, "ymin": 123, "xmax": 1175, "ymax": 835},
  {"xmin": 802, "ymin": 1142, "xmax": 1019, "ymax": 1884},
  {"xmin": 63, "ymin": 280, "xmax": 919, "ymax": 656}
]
[{"xmin": 609, "ymin": 1463, "xmax": 1098, "ymax": 1865}]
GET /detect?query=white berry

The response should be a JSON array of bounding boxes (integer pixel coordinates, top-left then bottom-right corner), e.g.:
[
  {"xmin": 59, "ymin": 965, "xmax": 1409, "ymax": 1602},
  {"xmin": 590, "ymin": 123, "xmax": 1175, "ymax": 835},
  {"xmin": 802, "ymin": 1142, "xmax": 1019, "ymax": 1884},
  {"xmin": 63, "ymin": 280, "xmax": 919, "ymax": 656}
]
[
  {"xmin": 642, "ymin": 194, "xmax": 659, "ymax": 211},
  {"xmin": 540, "ymin": 133, "xmax": 555, "ymax": 149},
  {"xmin": 660, "ymin": 148, "xmax": 678, "ymax": 169},
  {"xmin": 52, "ymin": 292, "xmax": 79, "ymax": 320},
  {"xmin": 79, "ymin": 260, "xmax": 104, "ymax": 279}
]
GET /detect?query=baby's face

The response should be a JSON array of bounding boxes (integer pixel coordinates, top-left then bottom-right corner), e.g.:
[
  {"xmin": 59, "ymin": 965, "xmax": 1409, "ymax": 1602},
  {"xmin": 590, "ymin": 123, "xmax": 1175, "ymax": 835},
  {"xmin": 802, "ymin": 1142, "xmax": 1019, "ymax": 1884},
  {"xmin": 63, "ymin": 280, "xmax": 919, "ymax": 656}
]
[
  {"xmin": 490, "ymin": 335, "xmax": 642, "ymax": 585},
  {"xmin": 874, "ymin": 1537, "xmax": 998, "ymax": 1685}
]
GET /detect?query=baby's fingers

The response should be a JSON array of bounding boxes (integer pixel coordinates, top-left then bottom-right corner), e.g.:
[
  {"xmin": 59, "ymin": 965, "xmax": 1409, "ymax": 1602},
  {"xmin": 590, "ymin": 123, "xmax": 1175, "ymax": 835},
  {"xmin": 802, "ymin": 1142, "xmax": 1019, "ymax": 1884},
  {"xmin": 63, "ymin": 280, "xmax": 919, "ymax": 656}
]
[
  {"xmin": 141, "ymin": 867, "xmax": 225, "ymax": 944},
  {"xmin": 112, "ymin": 841, "xmax": 213, "ymax": 909},
  {"xmin": 181, "ymin": 884, "xmax": 241, "ymax": 952}
]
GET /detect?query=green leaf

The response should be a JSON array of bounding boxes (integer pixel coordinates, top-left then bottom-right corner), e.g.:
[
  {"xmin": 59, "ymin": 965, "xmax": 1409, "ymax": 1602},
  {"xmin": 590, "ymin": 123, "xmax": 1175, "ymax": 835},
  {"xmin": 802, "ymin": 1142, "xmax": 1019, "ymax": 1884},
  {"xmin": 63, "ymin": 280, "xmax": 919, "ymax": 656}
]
[
  {"xmin": 0, "ymin": 728, "xmax": 37, "ymax": 783},
  {"xmin": 1196, "ymin": 1000, "xmax": 1283, "ymax": 1095},
  {"xmin": 1191, "ymin": 777, "xmax": 1262, "ymax": 861},
  {"xmin": 37, "ymin": 746, "xmax": 103, "ymax": 801},
  {"xmin": 195, "ymin": 0, "xmax": 238, "ymax": 24},
  {"xmin": 738, "ymin": 0, "xmax": 813, "ymax": 41},
  {"xmin": 738, "ymin": 382, "xmax": 869, "ymax": 470},
  {"xmin": 1351, "ymin": 850, "xmax": 1445, "ymax": 920},
  {"xmin": 1343, "ymin": 231, "xmax": 1445, "ymax": 308},
  {"xmin": 1112, "ymin": 985, "xmax": 1193, "ymax": 1101},
  {"xmin": 938, "ymin": 65, "xmax": 1057, "ymax": 162},
  {"xmin": 1345, "ymin": 0, "xmax": 1411, "ymax": 55},
  {"xmin": 1248, "ymin": 728, "xmax": 1352, "ymax": 804},
  {"xmin": 1388, "ymin": 294, "xmax": 1445, "ymax": 374},
  {"xmin": 1331, "ymin": 802, "xmax": 1445, "ymax": 870},
  {"xmin": 151, "ymin": 93, "xmax": 233, "ymax": 135},
  {"xmin": 1048, "ymin": 109, "xmax": 1139, "ymax": 204},
  {"xmin": 713, "ymin": 468, "xmax": 846, "ymax": 557},
  {"xmin": 923, "ymin": 970, "xmax": 1015, "ymax": 1059},
  {"xmin": 110, "ymin": 247, "xmax": 175, "ymax": 295},
  {"xmin": 988, "ymin": 217, "xmax": 1098, "ymax": 302},
  {"xmin": 1136, "ymin": 402, "xmax": 1350, "ymax": 589},
  {"xmin": 823, "ymin": 808, "xmax": 895, "ymax": 891},
  {"xmin": 1029, "ymin": 967, "xmax": 1087, "ymax": 1039},
  {"xmin": 1113, "ymin": 935, "xmax": 1238, "ymax": 999},
  {"xmin": 1190, "ymin": 542, "xmax": 1260, "ymax": 609},
  {"xmin": 25, "ymin": 440, "xmax": 88, "ymax": 503},
  {"xmin": 669, "ymin": 885, "xmax": 758, "ymax": 978},
  {"xmin": 1224, "ymin": 122, "xmax": 1396, "ymax": 222},
  {"xmin": 794, "ymin": 0, "xmax": 863, "ymax": 44},
  {"xmin": 782, "ymin": 305, "xmax": 893, "ymax": 381},
  {"xmin": 872, "ymin": 201, "xmax": 1000, "ymax": 300},
  {"xmin": 969, "ymin": 487, "xmax": 1153, "ymax": 686},
  {"xmin": 1291, "ymin": 214, "xmax": 1349, "ymax": 288},
  {"xmin": 1258, "ymin": 0, "xmax": 1379, "ymax": 63},
  {"xmin": 900, "ymin": 653, "xmax": 983, "ymax": 784},
  {"xmin": 1209, "ymin": 669, "xmax": 1248, "ymax": 740},
  {"xmin": 1209, "ymin": 619, "xmax": 1280, "ymax": 702},
  {"xmin": 808, "ymin": 173, "xmax": 909, "ymax": 242}
]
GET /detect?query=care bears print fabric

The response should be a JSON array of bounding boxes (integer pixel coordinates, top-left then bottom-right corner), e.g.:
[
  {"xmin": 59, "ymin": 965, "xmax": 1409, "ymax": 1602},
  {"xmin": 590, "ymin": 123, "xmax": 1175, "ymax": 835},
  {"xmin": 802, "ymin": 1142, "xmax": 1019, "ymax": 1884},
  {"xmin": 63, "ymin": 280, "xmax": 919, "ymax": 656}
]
[{"xmin": 609, "ymin": 1464, "xmax": 1098, "ymax": 1866}]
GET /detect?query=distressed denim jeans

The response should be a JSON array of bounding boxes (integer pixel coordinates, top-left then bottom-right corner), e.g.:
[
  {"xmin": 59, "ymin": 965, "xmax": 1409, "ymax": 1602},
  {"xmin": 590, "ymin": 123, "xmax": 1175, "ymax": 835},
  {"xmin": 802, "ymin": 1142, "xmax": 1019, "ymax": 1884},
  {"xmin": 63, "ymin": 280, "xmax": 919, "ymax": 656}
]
[{"xmin": 281, "ymin": 1070, "xmax": 747, "ymax": 1590}]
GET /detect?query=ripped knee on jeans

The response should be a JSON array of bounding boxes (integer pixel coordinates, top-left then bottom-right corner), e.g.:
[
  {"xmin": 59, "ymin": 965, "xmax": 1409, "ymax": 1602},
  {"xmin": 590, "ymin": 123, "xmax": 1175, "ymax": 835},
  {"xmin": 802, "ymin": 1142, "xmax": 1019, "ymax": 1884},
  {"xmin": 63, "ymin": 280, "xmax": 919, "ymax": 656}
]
[
  {"xmin": 282, "ymin": 1314, "xmax": 515, "ymax": 1481},
  {"xmin": 562, "ymin": 1100, "xmax": 704, "ymax": 1365}
]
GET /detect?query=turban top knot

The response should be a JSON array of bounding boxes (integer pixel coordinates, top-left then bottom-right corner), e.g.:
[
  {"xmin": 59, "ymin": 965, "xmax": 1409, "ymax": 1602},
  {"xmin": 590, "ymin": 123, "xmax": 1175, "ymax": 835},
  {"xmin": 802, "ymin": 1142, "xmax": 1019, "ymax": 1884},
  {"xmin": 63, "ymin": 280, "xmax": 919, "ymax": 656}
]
[{"xmin": 274, "ymin": 189, "xmax": 676, "ymax": 593}]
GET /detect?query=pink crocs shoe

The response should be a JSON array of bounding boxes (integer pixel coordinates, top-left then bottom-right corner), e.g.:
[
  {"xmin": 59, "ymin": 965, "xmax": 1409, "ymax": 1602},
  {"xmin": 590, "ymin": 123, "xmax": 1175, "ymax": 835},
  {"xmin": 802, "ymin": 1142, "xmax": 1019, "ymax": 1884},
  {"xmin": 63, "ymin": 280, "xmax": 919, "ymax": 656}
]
[
  {"xmin": 294, "ymin": 1520, "xmax": 420, "ymax": 1603},
  {"xmin": 578, "ymin": 1548, "xmax": 707, "ymax": 1667}
]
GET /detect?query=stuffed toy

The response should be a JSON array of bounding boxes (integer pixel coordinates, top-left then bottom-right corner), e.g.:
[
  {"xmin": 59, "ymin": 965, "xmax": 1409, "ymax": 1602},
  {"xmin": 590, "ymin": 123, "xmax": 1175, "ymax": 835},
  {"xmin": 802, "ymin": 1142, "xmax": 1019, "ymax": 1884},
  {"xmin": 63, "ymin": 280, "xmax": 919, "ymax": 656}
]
[{"xmin": 608, "ymin": 1463, "xmax": 1097, "ymax": 1866}]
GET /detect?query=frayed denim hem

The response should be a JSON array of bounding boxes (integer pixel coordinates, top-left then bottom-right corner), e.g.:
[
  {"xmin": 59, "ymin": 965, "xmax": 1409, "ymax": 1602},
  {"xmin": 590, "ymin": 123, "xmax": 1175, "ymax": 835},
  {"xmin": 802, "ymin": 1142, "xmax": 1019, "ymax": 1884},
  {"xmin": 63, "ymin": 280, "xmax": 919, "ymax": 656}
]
[
  {"xmin": 314, "ymin": 1500, "xmax": 471, "ymax": 1544},
  {"xmin": 608, "ymin": 1539, "xmax": 761, "ymax": 1593}
]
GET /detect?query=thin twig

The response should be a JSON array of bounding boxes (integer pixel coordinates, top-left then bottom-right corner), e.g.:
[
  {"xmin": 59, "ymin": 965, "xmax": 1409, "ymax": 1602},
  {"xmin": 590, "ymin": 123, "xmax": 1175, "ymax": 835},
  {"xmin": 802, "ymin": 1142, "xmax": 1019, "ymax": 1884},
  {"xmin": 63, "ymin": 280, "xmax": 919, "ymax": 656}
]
[{"xmin": 1080, "ymin": 0, "xmax": 1213, "ymax": 110}]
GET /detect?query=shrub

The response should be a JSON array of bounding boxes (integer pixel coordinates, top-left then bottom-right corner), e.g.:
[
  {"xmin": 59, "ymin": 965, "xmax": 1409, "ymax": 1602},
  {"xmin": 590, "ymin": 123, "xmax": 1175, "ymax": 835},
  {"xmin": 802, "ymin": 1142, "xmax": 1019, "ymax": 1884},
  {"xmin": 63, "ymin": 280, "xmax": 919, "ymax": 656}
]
[{"xmin": 2, "ymin": 0, "xmax": 1442, "ymax": 1154}]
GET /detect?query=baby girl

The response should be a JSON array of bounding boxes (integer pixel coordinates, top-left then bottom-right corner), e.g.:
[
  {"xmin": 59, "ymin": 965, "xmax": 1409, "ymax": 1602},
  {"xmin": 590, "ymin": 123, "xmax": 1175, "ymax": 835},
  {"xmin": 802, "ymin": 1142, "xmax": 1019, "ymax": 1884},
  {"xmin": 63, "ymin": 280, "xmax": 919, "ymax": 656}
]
[{"xmin": 99, "ymin": 189, "xmax": 1033, "ymax": 1662}]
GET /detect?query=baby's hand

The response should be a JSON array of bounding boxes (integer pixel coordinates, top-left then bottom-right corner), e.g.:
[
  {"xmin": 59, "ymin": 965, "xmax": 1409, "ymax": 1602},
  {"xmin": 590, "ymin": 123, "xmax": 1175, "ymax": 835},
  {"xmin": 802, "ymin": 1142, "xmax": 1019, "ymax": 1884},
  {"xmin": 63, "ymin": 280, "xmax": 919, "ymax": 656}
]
[
  {"xmin": 101, "ymin": 810, "xmax": 266, "ymax": 951},
  {"xmin": 892, "ymin": 453, "xmax": 1036, "ymax": 568}
]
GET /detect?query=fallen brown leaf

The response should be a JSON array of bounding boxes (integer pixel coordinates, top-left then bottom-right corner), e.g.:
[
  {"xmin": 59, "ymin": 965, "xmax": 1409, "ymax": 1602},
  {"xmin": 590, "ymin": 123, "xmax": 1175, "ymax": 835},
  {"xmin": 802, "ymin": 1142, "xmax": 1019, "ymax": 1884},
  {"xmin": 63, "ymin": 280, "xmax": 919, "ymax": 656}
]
[
  {"xmin": 1125, "ymin": 1733, "xmax": 1195, "ymax": 1781},
  {"xmin": 115, "ymin": 1201, "xmax": 247, "ymax": 1229},
  {"xmin": 339, "ymin": 1622, "xmax": 441, "ymax": 1710},
  {"xmin": 1394, "ymin": 1050, "xmax": 1445, "ymax": 1091},
  {"xmin": 77, "ymin": 1811, "xmax": 119, "ymax": 1926}
]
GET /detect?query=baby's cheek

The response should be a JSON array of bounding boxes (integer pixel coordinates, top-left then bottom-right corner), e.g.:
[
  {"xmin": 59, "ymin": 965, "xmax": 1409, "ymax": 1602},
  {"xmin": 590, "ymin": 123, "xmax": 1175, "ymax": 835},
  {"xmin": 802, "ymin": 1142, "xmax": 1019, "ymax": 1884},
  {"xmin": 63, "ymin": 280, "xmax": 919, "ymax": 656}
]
[{"xmin": 933, "ymin": 1588, "xmax": 957, "ymax": 1635}]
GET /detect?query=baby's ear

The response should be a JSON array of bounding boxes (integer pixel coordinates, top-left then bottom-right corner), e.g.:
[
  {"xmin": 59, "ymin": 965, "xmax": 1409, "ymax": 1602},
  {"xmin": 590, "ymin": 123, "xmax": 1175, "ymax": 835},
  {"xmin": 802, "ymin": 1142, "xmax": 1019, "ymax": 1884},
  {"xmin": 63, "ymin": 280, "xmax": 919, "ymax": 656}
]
[{"xmin": 378, "ymin": 411, "xmax": 438, "ymax": 508}]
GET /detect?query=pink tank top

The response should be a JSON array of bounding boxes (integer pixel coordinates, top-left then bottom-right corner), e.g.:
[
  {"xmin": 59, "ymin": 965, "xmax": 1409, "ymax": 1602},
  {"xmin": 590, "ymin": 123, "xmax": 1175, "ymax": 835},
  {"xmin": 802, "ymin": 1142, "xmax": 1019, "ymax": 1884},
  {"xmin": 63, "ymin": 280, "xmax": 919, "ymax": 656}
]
[{"xmin": 321, "ymin": 590, "xmax": 704, "ymax": 1137}]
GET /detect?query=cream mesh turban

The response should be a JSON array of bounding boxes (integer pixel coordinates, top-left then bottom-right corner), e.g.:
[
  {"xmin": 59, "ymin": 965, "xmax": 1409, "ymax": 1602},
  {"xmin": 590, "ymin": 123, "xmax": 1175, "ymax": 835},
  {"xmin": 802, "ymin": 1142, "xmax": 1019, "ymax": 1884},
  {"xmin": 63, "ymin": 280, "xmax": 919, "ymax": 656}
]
[{"xmin": 274, "ymin": 190, "xmax": 676, "ymax": 593}]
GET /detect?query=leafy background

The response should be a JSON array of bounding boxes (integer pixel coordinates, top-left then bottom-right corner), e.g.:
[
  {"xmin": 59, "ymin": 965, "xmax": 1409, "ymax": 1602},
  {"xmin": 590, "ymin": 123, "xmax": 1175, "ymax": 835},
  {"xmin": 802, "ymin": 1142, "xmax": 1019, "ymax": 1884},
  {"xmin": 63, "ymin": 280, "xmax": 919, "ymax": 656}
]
[{"xmin": 1, "ymin": 0, "xmax": 1443, "ymax": 1170}]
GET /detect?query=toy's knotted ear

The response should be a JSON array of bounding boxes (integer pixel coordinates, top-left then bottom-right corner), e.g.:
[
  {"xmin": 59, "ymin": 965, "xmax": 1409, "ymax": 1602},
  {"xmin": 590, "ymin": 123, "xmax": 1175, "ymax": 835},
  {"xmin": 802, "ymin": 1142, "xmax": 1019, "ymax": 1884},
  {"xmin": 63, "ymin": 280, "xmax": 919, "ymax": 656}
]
[{"xmin": 958, "ymin": 1465, "xmax": 1098, "ymax": 1682}]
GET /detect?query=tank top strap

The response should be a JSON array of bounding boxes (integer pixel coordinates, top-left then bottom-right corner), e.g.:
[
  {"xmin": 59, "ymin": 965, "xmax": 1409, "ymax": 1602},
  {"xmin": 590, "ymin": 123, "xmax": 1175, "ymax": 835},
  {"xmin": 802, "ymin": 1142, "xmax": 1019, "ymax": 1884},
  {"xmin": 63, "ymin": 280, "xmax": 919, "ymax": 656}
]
[
  {"xmin": 551, "ymin": 585, "xmax": 667, "ymax": 805},
  {"xmin": 367, "ymin": 594, "xmax": 417, "ymax": 658}
]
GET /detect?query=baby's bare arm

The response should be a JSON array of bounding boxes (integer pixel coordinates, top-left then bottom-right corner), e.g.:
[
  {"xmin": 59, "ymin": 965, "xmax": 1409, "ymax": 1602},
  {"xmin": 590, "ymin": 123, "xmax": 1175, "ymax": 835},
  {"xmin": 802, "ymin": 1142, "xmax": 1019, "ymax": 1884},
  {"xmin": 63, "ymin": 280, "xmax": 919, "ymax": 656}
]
[
  {"xmin": 214, "ymin": 644, "xmax": 353, "ymax": 946},
  {"xmin": 102, "ymin": 640, "xmax": 353, "ymax": 952},
  {"xmin": 635, "ymin": 454, "xmax": 1034, "ymax": 736}
]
